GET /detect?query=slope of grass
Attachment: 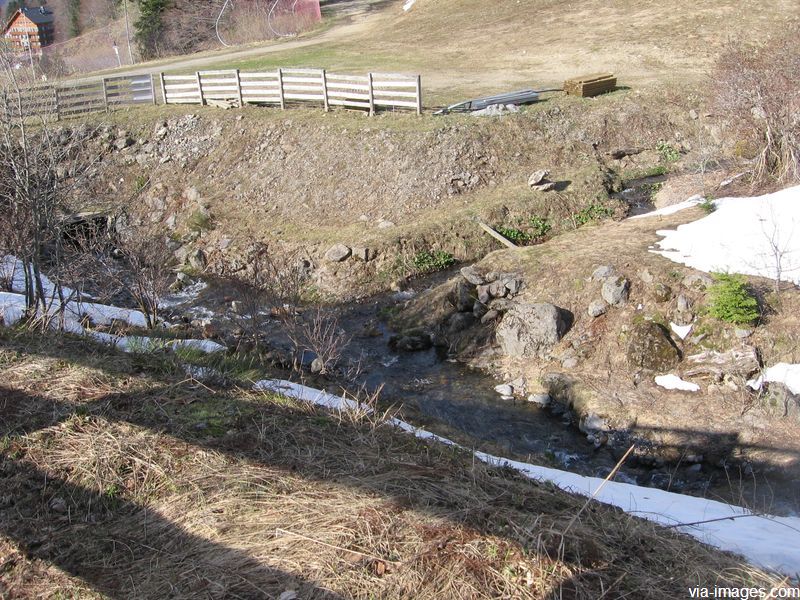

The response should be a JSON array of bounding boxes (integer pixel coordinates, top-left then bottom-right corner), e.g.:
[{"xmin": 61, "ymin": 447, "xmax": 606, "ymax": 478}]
[{"xmin": 0, "ymin": 327, "xmax": 785, "ymax": 598}]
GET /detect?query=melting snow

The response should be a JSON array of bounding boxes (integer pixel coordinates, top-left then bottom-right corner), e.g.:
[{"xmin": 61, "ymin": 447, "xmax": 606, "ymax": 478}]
[
  {"xmin": 670, "ymin": 322, "xmax": 693, "ymax": 340},
  {"xmin": 748, "ymin": 363, "xmax": 800, "ymax": 395},
  {"xmin": 655, "ymin": 374, "xmax": 700, "ymax": 392},
  {"xmin": 253, "ymin": 379, "xmax": 800, "ymax": 576},
  {"xmin": 629, "ymin": 195, "xmax": 704, "ymax": 220},
  {"xmin": 652, "ymin": 185, "xmax": 800, "ymax": 284}
]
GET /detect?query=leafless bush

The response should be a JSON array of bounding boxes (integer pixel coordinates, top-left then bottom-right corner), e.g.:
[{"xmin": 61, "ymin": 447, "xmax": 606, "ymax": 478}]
[
  {"xmin": 712, "ymin": 28, "xmax": 800, "ymax": 185},
  {"xmin": 92, "ymin": 220, "xmax": 176, "ymax": 329},
  {"xmin": 285, "ymin": 307, "xmax": 351, "ymax": 375},
  {"xmin": 0, "ymin": 46, "xmax": 96, "ymax": 329}
]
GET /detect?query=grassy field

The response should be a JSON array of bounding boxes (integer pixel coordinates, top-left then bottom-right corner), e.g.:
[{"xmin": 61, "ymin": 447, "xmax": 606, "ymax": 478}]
[
  {"xmin": 188, "ymin": 0, "xmax": 800, "ymax": 105},
  {"xmin": 0, "ymin": 328, "xmax": 785, "ymax": 598}
]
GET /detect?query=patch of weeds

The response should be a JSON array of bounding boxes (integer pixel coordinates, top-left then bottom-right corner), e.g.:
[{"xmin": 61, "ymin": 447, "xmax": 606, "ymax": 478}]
[
  {"xmin": 699, "ymin": 198, "xmax": 716, "ymax": 214},
  {"xmin": 528, "ymin": 215, "xmax": 552, "ymax": 239},
  {"xmin": 572, "ymin": 203, "xmax": 614, "ymax": 227},
  {"xmin": 656, "ymin": 140, "xmax": 681, "ymax": 163},
  {"xmin": 134, "ymin": 174, "xmax": 149, "ymax": 194},
  {"xmin": 496, "ymin": 227, "xmax": 532, "ymax": 245},
  {"xmin": 645, "ymin": 182, "xmax": 664, "ymax": 200},
  {"xmin": 412, "ymin": 250, "xmax": 455, "ymax": 273},
  {"xmin": 627, "ymin": 165, "xmax": 669, "ymax": 179},
  {"xmin": 186, "ymin": 210, "xmax": 215, "ymax": 233},
  {"xmin": 707, "ymin": 273, "xmax": 760, "ymax": 325}
]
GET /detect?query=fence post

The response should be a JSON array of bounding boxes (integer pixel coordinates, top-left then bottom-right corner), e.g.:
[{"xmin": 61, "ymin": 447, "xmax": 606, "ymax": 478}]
[
  {"xmin": 277, "ymin": 68, "xmax": 285, "ymax": 110},
  {"xmin": 234, "ymin": 69, "xmax": 243, "ymax": 107},
  {"xmin": 150, "ymin": 74, "xmax": 157, "ymax": 105},
  {"xmin": 415, "ymin": 74, "xmax": 422, "ymax": 116},
  {"xmin": 101, "ymin": 77, "xmax": 109, "ymax": 112},
  {"xmin": 321, "ymin": 69, "xmax": 329, "ymax": 112},
  {"xmin": 159, "ymin": 73, "xmax": 167, "ymax": 104},
  {"xmin": 367, "ymin": 72, "xmax": 375, "ymax": 116},
  {"xmin": 195, "ymin": 71, "xmax": 205, "ymax": 106},
  {"xmin": 53, "ymin": 86, "xmax": 60, "ymax": 121}
]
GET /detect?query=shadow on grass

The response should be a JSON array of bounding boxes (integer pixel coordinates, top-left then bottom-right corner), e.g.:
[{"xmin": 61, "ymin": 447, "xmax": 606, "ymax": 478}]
[{"xmin": 0, "ymin": 331, "xmax": 780, "ymax": 598}]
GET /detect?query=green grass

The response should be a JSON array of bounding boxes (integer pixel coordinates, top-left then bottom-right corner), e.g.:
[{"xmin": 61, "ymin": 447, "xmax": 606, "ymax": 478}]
[{"xmin": 412, "ymin": 249, "xmax": 456, "ymax": 273}]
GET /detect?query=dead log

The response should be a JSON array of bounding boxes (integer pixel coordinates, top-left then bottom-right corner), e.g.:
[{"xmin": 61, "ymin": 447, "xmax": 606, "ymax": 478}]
[{"xmin": 683, "ymin": 347, "xmax": 760, "ymax": 379}]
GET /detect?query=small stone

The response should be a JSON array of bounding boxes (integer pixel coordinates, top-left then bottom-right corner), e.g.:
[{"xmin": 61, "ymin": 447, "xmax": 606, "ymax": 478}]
[
  {"xmin": 49, "ymin": 497, "xmax": 67, "ymax": 513},
  {"xmin": 601, "ymin": 276, "xmax": 630, "ymax": 306},
  {"xmin": 588, "ymin": 300, "xmax": 608, "ymax": 318},
  {"xmin": 476, "ymin": 284, "xmax": 491, "ymax": 305},
  {"xmin": 187, "ymin": 248, "xmax": 207, "ymax": 270},
  {"xmin": 528, "ymin": 393, "xmax": 551, "ymax": 407},
  {"xmin": 351, "ymin": 247, "xmax": 370, "ymax": 262},
  {"xmin": 377, "ymin": 219, "xmax": 395, "ymax": 229},
  {"xmin": 683, "ymin": 273, "xmax": 714, "ymax": 290},
  {"xmin": 504, "ymin": 277, "xmax": 523, "ymax": 295},
  {"xmin": 677, "ymin": 294, "xmax": 692, "ymax": 312},
  {"xmin": 230, "ymin": 300, "xmax": 244, "ymax": 314},
  {"xmin": 460, "ymin": 265, "xmax": 486, "ymax": 285},
  {"xmin": 639, "ymin": 268, "xmax": 654, "ymax": 283},
  {"xmin": 652, "ymin": 282, "xmax": 673, "ymax": 303},
  {"xmin": 481, "ymin": 309, "xmax": 499, "ymax": 324},
  {"xmin": 562, "ymin": 357, "xmax": 579, "ymax": 369},
  {"xmin": 310, "ymin": 357, "xmax": 324, "ymax": 373},
  {"xmin": 489, "ymin": 280, "xmax": 508, "ymax": 298},
  {"xmin": 689, "ymin": 109, "xmax": 699, "ymax": 120},
  {"xmin": 735, "ymin": 328, "xmax": 753, "ymax": 339},
  {"xmin": 528, "ymin": 170, "xmax": 549, "ymax": 187},
  {"xmin": 494, "ymin": 384, "xmax": 514, "ymax": 396},
  {"xmin": 591, "ymin": 265, "xmax": 614, "ymax": 281},
  {"xmin": 324, "ymin": 244, "xmax": 351, "ymax": 262}
]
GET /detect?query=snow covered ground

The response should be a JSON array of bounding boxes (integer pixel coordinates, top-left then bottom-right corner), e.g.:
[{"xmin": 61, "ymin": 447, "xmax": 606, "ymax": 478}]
[
  {"xmin": 253, "ymin": 379, "xmax": 800, "ymax": 577},
  {"xmin": 1, "ymin": 255, "xmax": 224, "ymax": 355},
  {"xmin": 651, "ymin": 185, "xmax": 800, "ymax": 285},
  {"xmin": 749, "ymin": 363, "xmax": 800, "ymax": 395}
]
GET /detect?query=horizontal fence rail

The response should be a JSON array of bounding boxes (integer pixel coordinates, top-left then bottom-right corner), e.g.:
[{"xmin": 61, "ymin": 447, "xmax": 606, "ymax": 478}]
[
  {"xmin": 1, "ymin": 73, "xmax": 156, "ymax": 121},
  {"xmin": 161, "ymin": 67, "xmax": 422, "ymax": 115}
]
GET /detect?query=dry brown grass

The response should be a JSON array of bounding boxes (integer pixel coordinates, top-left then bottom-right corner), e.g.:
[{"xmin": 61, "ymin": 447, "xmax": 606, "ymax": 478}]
[{"xmin": 0, "ymin": 328, "xmax": 785, "ymax": 598}]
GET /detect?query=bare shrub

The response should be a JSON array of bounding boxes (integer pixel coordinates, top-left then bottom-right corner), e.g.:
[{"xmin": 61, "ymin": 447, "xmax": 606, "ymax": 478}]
[
  {"xmin": 92, "ymin": 220, "xmax": 176, "ymax": 329},
  {"xmin": 712, "ymin": 28, "xmax": 800, "ymax": 185},
  {"xmin": 0, "ymin": 46, "xmax": 97, "ymax": 329}
]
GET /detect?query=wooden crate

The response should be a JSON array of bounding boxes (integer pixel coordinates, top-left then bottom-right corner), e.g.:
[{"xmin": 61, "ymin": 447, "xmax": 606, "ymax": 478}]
[{"xmin": 564, "ymin": 73, "xmax": 617, "ymax": 98}]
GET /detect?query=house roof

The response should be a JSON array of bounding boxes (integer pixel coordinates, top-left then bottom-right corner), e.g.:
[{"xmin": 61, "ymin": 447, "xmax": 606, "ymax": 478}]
[
  {"xmin": 20, "ymin": 7, "xmax": 54, "ymax": 25},
  {"xmin": 2, "ymin": 6, "xmax": 54, "ymax": 36}
]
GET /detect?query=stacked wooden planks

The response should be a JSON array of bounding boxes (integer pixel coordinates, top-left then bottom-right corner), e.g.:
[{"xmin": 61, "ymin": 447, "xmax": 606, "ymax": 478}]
[{"xmin": 564, "ymin": 73, "xmax": 617, "ymax": 98}]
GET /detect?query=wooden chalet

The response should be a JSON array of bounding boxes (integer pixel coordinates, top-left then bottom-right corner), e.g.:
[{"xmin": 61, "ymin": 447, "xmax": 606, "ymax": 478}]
[{"xmin": 2, "ymin": 6, "xmax": 55, "ymax": 54}]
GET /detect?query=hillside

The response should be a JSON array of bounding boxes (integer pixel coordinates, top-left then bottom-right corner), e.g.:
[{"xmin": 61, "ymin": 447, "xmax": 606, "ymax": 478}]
[{"xmin": 0, "ymin": 328, "xmax": 785, "ymax": 598}]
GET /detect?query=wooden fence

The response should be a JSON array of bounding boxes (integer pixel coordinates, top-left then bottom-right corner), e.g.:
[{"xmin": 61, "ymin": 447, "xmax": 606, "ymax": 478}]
[
  {"xmin": 1, "ymin": 74, "xmax": 157, "ymax": 121},
  {"xmin": 159, "ymin": 68, "xmax": 422, "ymax": 115}
]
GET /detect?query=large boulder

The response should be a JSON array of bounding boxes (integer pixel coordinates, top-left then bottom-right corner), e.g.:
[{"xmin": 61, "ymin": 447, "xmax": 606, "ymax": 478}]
[
  {"xmin": 626, "ymin": 321, "xmax": 680, "ymax": 372},
  {"xmin": 450, "ymin": 279, "xmax": 476, "ymax": 312},
  {"xmin": 496, "ymin": 303, "xmax": 568, "ymax": 358}
]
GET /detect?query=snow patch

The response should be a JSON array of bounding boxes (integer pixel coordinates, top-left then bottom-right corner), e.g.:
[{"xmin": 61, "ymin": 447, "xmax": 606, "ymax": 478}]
[
  {"xmin": 748, "ymin": 363, "xmax": 800, "ymax": 395},
  {"xmin": 655, "ymin": 374, "xmax": 700, "ymax": 392},
  {"xmin": 653, "ymin": 185, "xmax": 800, "ymax": 284},
  {"xmin": 670, "ymin": 322, "xmax": 693, "ymax": 340},
  {"xmin": 629, "ymin": 195, "xmax": 704, "ymax": 220},
  {"xmin": 402, "ymin": 0, "xmax": 416, "ymax": 11},
  {"xmin": 253, "ymin": 378, "xmax": 800, "ymax": 575}
]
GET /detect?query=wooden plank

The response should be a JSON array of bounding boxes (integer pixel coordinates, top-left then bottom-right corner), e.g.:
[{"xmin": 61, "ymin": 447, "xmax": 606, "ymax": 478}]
[
  {"xmin": 162, "ymin": 74, "xmax": 197, "ymax": 81},
  {"xmin": 159, "ymin": 73, "xmax": 167, "ymax": 104},
  {"xmin": 281, "ymin": 76, "xmax": 324, "ymax": 85},
  {"xmin": 373, "ymin": 89, "xmax": 417, "ymax": 98},
  {"xmin": 326, "ymin": 91, "xmax": 371, "ymax": 101},
  {"xmin": 374, "ymin": 99, "xmax": 419, "ymax": 109},
  {"xmin": 326, "ymin": 73, "xmax": 369, "ymax": 82},
  {"xmin": 327, "ymin": 98, "xmax": 371, "ymax": 109},
  {"xmin": 238, "ymin": 72, "xmax": 279, "ymax": 79},
  {"xmin": 277, "ymin": 68, "xmax": 285, "ymax": 110},
  {"xmin": 321, "ymin": 69, "xmax": 329, "ymax": 112},
  {"xmin": 101, "ymin": 77, "xmax": 108, "ymax": 112},
  {"xmin": 478, "ymin": 221, "xmax": 517, "ymax": 248},
  {"xmin": 283, "ymin": 93, "xmax": 325, "ymax": 101},
  {"xmin": 234, "ymin": 69, "xmax": 243, "ymax": 107},
  {"xmin": 367, "ymin": 73, "xmax": 375, "ymax": 116},
  {"xmin": 195, "ymin": 72, "xmax": 204, "ymax": 105},
  {"xmin": 416, "ymin": 74, "xmax": 422, "ymax": 115}
]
